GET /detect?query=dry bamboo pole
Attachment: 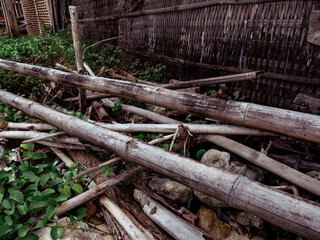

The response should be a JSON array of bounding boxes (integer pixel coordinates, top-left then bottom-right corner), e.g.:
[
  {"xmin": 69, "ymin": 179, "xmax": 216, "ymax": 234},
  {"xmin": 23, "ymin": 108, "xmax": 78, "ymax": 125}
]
[
  {"xmin": 101, "ymin": 100, "xmax": 320, "ymax": 199},
  {"xmin": 0, "ymin": 59, "xmax": 319, "ymax": 144},
  {"xmin": 161, "ymin": 72, "xmax": 257, "ymax": 89},
  {"xmin": 101, "ymin": 98, "xmax": 180, "ymax": 124},
  {"xmin": 83, "ymin": 123, "xmax": 275, "ymax": 136},
  {"xmin": 5, "ymin": 122, "xmax": 53, "ymax": 131},
  {"xmin": 134, "ymin": 189, "xmax": 211, "ymax": 240},
  {"xmin": 99, "ymin": 196, "xmax": 149, "ymax": 240},
  {"xmin": 69, "ymin": 6, "xmax": 87, "ymax": 114},
  {"xmin": 1, "ymin": 90, "xmax": 320, "ymax": 239},
  {"xmin": 22, "ymin": 131, "xmax": 66, "ymax": 144}
]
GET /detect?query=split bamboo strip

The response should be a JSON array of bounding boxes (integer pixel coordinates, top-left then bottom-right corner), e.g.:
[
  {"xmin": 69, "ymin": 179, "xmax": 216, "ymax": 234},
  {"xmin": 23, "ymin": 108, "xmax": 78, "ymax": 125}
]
[
  {"xmin": 0, "ymin": 59, "xmax": 318, "ymax": 144},
  {"xmin": 1, "ymin": 90, "xmax": 320, "ymax": 239},
  {"xmin": 101, "ymin": 99, "xmax": 180, "ymax": 124},
  {"xmin": 161, "ymin": 72, "xmax": 257, "ymax": 89},
  {"xmin": 22, "ymin": 131, "xmax": 66, "ymax": 144}
]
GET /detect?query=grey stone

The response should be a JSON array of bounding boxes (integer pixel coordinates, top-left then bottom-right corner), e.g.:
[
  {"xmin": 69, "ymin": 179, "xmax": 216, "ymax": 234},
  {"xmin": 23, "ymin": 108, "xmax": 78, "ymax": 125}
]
[
  {"xmin": 148, "ymin": 177, "xmax": 191, "ymax": 204},
  {"xmin": 229, "ymin": 212, "xmax": 265, "ymax": 229}
]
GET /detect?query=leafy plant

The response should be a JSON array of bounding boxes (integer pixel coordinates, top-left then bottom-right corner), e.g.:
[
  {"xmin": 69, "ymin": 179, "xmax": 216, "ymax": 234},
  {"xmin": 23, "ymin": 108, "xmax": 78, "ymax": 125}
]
[
  {"xmin": 139, "ymin": 63, "xmax": 166, "ymax": 83},
  {"xmin": 0, "ymin": 149, "xmax": 86, "ymax": 239}
]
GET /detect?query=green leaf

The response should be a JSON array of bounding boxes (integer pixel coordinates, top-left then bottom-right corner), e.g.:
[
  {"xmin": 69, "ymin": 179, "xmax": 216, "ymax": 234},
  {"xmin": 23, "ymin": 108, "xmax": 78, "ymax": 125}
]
[
  {"xmin": 18, "ymin": 232, "xmax": 39, "ymax": 240},
  {"xmin": 0, "ymin": 224, "xmax": 13, "ymax": 238},
  {"xmin": 17, "ymin": 202, "xmax": 28, "ymax": 215},
  {"xmin": 22, "ymin": 171, "xmax": 40, "ymax": 182},
  {"xmin": 49, "ymin": 128, "xmax": 57, "ymax": 133},
  {"xmin": 5, "ymin": 215, "xmax": 12, "ymax": 226},
  {"xmin": 28, "ymin": 201, "xmax": 49, "ymax": 213},
  {"xmin": 40, "ymin": 174, "xmax": 51, "ymax": 186},
  {"xmin": 22, "ymin": 151, "xmax": 34, "ymax": 158},
  {"xmin": 71, "ymin": 183, "xmax": 83, "ymax": 194},
  {"xmin": 0, "ymin": 187, "xmax": 4, "ymax": 204},
  {"xmin": 50, "ymin": 226, "xmax": 65, "ymax": 240},
  {"xmin": 9, "ymin": 190, "xmax": 24, "ymax": 204},
  {"xmin": 76, "ymin": 207, "xmax": 87, "ymax": 221},
  {"xmin": 34, "ymin": 219, "xmax": 45, "ymax": 229},
  {"xmin": 32, "ymin": 153, "xmax": 47, "ymax": 161},
  {"xmin": 60, "ymin": 185, "xmax": 72, "ymax": 198},
  {"xmin": 100, "ymin": 165, "xmax": 113, "ymax": 177},
  {"xmin": 2, "ymin": 199, "xmax": 12, "ymax": 209},
  {"xmin": 53, "ymin": 194, "xmax": 68, "ymax": 203},
  {"xmin": 41, "ymin": 188, "xmax": 55, "ymax": 199},
  {"xmin": 45, "ymin": 205, "xmax": 57, "ymax": 219},
  {"xmin": 49, "ymin": 178, "xmax": 63, "ymax": 188},
  {"xmin": 69, "ymin": 215, "xmax": 77, "ymax": 224},
  {"xmin": 134, "ymin": 134, "xmax": 144, "ymax": 140},
  {"xmin": 196, "ymin": 149, "xmax": 206, "ymax": 161},
  {"xmin": 18, "ymin": 225, "xmax": 30, "ymax": 238},
  {"xmin": 27, "ymin": 217, "xmax": 35, "ymax": 224},
  {"xmin": 20, "ymin": 143, "xmax": 34, "ymax": 151}
]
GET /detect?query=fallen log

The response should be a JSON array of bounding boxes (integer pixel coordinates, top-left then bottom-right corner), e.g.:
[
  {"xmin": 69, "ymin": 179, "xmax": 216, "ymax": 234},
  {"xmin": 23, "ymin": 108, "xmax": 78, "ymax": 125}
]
[
  {"xmin": 1, "ymin": 90, "xmax": 320, "ymax": 239},
  {"xmin": 0, "ymin": 59, "xmax": 319, "ymax": 144}
]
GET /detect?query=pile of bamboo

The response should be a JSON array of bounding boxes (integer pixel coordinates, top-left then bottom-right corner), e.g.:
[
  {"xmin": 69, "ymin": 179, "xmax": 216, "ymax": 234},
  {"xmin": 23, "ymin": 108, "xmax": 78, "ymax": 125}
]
[{"xmin": 0, "ymin": 6, "xmax": 319, "ymax": 240}]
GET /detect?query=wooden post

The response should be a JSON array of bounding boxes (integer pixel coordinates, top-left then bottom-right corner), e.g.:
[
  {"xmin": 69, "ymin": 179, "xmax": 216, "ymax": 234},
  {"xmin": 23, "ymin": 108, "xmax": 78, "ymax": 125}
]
[
  {"xmin": 69, "ymin": 6, "xmax": 87, "ymax": 114},
  {"xmin": 1, "ymin": 0, "xmax": 19, "ymax": 38}
]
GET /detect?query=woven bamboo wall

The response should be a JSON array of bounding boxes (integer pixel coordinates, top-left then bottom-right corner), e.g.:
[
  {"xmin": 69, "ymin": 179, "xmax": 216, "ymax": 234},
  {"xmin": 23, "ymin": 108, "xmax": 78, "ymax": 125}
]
[
  {"xmin": 21, "ymin": 0, "xmax": 52, "ymax": 35},
  {"xmin": 68, "ymin": 0, "xmax": 320, "ymax": 108}
]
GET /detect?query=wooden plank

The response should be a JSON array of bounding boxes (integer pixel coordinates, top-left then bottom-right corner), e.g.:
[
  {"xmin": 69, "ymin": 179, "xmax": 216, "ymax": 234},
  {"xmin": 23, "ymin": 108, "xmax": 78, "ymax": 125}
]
[
  {"xmin": 307, "ymin": 10, "xmax": 320, "ymax": 46},
  {"xmin": 1, "ymin": 0, "xmax": 19, "ymax": 37}
]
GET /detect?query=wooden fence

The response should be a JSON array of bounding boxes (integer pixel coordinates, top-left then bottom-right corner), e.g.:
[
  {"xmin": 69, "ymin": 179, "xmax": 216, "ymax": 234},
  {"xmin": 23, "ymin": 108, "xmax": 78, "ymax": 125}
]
[{"xmin": 68, "ymin": 0, "xmax": 320, "ymax": 108}]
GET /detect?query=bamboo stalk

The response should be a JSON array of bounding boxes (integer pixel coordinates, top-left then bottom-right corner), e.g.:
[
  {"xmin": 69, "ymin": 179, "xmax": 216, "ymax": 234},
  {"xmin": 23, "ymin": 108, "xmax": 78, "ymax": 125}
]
[
  {"xmin": 161, "ymin": 72, "xmax": 257, "ymax": 89},
  {"xmin": 99, "ymin": 196, "xmax": 149, "ymax": 240},
  {"xmin": 0, "ymin": 59, "xmax": 319, "ymax": 144},
  {"xmin": 134, "ymin": 189, "xmax": 211, "ymax": 240},
  {"xmin": 6, "ymin": 122, "xmax": 53, "ymax": 131},
  {"xmin": 63, "ymin": 93, "xmax": 111, "ymax": 102},
  {"xmin": 69, "ymin": 6, "xmax": 87, "ymax": 114},
  {"xmin": 1, "ymin": 90, "xmax": 320, "ymax": 239},
  {"xmin": 85, "ymin": 123, "xmax": 275, "ymax": 136},
  {"xmin": 101, "ymin": 98, "xmax": 180, "ymax": 124}
]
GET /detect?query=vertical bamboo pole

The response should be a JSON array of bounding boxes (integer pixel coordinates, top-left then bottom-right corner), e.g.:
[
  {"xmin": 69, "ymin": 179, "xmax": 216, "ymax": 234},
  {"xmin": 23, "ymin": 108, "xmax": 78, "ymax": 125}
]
[
  {"xmin": 1, "ymin": 0, "xmax": 19, "ymax": 38},
  {"xmin": 69, "ymin": 6, "xmax": 87, "ymax": 114}
]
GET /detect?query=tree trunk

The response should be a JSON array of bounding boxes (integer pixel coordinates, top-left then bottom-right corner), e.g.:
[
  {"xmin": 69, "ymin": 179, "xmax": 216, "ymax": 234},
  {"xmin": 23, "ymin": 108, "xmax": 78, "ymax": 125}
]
[{"xmin": 1, "ymin": 90, "xmax": 320, "ymax": 240}]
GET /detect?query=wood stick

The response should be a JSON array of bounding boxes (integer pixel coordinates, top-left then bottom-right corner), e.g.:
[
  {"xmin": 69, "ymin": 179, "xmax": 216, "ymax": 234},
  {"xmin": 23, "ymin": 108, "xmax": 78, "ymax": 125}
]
[
  {"xmin": 92, "ymin": 101, "xmax": 109, "ymax": 120},
  {"xmin": 73, "ymin": 157, "xmax": 122, "ymax": 180},
  {"xmin": 101, "ymin": 99, "xmax": 180, "ymax": 124},
  {"xmin": 6, "ymin": 122, "xmax": 53, "ymax": 131},
  {"xmin": 69, "ymin": 6, "xmax": 87, "ymax": 114},
  {"xmin": 134, "ymin": 189, "xmax": 211, "ymax": 240},
  {"xmin": 50, "ymin": 147, "xmax": 74, "ymax": 168},
  {"xmin": 55, "ymin": 63, "xmax": 77, "ymax": 74},
  {"xmin": 0, "ymin": 59, "xmax": 319, "ymax": 144},
  {"xmin": 1, "ymin": 91, "xmax": 320, "ymax": 239},
  {"xmin": 22, "ymin": 131, "xmax": 66, "ymax": 144},
  {"xmin": 56, "ymin": 166, "xmax": 145, "ymax": 215},
  {"xmin": 63, "ymin": 93, "xmax": 111, "ymax": 102},
  {"xmin": 83, "ymin": 36, "xmax": 124, "ymax": 54},
  {"xmin": 161, "ymin": 72, "xmax": 257, "ymax": 89}
]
